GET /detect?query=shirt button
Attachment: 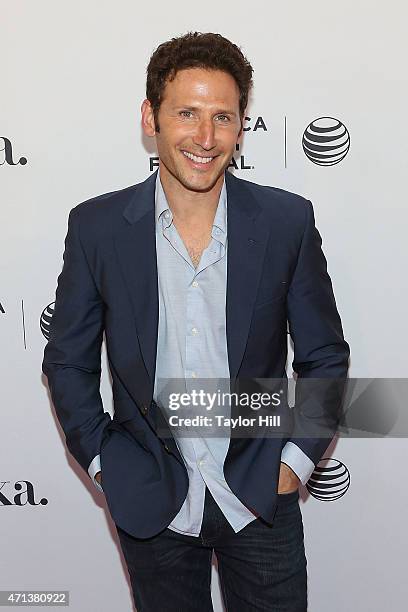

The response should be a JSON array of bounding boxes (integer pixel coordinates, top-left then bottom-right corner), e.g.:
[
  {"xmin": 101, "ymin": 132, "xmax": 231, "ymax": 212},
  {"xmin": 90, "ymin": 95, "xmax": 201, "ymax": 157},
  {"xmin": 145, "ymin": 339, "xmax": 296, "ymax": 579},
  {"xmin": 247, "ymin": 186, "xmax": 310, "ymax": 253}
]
[
  {"xmin": 164, "ymin": 212, "xmax": 170, "ymax": 219},
  {"xmin": 191, "ymin": 372, "xmax": 197, "ymax": 378},
  {"xmin": 192, "ymin": 280, "xmax": 199, "ymax": 287},
  {"xmin": 198, "ymin": 459, "xmax": 206, "ymax": 466},
  {"xmin": 191, "ymin": 327, "xmax": 198, "ymax": 335}
]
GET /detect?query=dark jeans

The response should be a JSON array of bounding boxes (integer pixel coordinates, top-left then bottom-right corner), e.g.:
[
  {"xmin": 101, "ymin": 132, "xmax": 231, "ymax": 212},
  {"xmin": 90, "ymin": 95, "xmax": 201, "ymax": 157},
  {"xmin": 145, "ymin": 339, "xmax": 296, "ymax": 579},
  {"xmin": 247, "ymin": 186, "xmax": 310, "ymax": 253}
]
[{"xmin": 115, "ymin": 486, "xmax": 307, "ymax": 611}]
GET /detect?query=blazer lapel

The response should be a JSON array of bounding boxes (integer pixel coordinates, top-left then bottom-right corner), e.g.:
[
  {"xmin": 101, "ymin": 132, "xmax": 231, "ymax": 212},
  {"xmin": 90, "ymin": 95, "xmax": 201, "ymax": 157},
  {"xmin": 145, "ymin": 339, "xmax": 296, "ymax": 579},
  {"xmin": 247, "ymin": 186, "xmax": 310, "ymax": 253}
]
[
  {"xmin": 224, "ymin": 171, "xmax": 270, "ymax": 379},
  {"xmin": 113, "ymin": 171, "xmax": 159, "ymax": 389}
]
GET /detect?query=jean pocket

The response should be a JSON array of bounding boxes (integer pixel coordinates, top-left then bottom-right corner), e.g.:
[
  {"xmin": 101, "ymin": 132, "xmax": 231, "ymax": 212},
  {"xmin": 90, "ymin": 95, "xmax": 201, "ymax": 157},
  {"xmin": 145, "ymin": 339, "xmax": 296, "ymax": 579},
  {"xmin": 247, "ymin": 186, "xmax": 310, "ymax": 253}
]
[{"xmin": 277, "ymin": 489, "xmax": 299, "ymax": 504}]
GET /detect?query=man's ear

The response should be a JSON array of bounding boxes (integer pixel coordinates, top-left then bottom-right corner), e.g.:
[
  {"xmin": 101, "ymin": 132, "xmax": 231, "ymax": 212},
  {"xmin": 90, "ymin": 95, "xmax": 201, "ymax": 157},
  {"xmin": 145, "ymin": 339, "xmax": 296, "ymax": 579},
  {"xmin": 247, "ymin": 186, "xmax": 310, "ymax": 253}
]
[
  {"xmin": 141, "ymin": 99, "xmax": 156, "ymax": 137},
  {"xmin": 237, "ymin": 114, "xmax": 245, "ymax": 143}
]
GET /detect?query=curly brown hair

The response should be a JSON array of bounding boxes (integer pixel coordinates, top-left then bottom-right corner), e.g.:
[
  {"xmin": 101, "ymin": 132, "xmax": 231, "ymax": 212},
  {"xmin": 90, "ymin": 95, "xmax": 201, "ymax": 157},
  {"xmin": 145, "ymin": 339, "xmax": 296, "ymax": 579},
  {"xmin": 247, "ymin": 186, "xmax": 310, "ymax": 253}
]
[{"xmin": 146, "ymin": 31, "xmax": 254, "ymax": 132}]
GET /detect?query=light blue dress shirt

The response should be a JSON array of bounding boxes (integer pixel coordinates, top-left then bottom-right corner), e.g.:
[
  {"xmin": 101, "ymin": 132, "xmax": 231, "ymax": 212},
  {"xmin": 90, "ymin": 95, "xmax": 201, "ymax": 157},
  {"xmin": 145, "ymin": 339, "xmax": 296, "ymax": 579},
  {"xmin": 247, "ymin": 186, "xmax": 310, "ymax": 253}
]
[
  {"xmin": 88, "ymin": 170, "xmax": 315, "ymax": 534},
  {"xmin": 152, "ymin": 171, "xmax": 259, "ymax": 535}
]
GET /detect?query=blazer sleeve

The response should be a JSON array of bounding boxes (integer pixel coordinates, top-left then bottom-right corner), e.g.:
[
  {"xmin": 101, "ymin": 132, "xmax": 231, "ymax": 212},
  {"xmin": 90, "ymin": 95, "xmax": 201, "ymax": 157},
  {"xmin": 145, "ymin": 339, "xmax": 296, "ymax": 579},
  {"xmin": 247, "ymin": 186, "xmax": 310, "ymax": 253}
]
[
  {"xmin": 42, "ymin": 207, "xmax": 112, "ymax": 475},
  {"xmin": 286, "ymin": 199, "xmax": 350, "ymax": 470}
]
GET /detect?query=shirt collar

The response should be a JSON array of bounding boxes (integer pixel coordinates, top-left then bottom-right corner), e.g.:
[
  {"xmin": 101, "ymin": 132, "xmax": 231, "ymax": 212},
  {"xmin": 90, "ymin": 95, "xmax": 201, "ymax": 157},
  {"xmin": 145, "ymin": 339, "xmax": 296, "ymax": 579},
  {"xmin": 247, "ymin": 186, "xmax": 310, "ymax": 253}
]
[{"xmin": 155, "ymin": 169, "xmax": 227, "ymax": 240}]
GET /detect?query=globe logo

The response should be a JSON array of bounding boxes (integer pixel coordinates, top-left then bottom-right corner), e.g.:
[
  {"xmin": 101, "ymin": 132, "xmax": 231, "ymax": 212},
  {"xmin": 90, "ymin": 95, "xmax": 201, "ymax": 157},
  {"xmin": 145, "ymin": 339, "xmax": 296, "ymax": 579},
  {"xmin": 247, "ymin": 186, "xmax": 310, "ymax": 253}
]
[
  {"xmin": 306, "ymin": 458, "xmax": 350, "ymax": 501},
  {"xmin": 40, "ymin": 301, "xmax": 55, "ymax": 339},
  {"xmin": 302, "ymin": 117, "xmax": 350, "ymax": 166}
]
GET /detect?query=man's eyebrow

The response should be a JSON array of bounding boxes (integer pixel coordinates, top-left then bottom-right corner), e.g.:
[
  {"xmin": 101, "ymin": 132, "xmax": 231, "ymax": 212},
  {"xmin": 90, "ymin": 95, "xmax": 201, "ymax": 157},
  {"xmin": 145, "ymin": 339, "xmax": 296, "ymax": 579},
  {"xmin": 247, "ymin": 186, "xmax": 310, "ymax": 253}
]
[{"xmin": 175, "ymin": 105, "xmax": 237, "ymax": 116}]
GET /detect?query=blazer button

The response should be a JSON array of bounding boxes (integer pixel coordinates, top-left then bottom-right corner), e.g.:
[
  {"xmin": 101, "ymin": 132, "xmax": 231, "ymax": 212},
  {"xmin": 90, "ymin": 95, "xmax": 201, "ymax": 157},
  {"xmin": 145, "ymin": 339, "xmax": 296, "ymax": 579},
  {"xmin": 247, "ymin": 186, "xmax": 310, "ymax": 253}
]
[
  {"xmin": 141, "ymin": 404, "xmax": 148, "ymax": 415},
  {"xmin": 164, "ymin": 444, "xmax": 170, "ymax": 452}
]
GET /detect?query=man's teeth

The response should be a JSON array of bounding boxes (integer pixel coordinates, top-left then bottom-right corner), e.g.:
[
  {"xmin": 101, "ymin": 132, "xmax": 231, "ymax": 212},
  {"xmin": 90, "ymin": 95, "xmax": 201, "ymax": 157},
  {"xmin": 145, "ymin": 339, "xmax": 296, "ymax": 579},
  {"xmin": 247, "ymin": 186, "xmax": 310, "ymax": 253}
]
[{"xmin": 183, "ymin": 151, "xmax": 214, "ymax": 164}]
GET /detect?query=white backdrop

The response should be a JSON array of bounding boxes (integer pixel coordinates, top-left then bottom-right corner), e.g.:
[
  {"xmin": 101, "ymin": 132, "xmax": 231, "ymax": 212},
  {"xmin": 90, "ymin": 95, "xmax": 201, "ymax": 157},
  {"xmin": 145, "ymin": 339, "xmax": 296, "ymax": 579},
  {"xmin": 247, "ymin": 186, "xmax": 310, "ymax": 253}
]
[{"xmin": 1, "ymin": 1, "xmax": 407, "ymax": 610}]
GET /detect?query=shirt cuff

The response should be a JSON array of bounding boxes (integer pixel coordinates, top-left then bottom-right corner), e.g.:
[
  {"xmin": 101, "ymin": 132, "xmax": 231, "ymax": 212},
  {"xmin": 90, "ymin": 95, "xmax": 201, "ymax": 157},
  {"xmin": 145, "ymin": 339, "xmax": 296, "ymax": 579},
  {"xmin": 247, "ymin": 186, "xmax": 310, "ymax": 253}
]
[
  {"xmin": 88, "ymin": 454, "xmax": 103, "ymax": 492},
  {"xmin": 280, "ymin": 441, "xmax": 315, "ymax": 486}
]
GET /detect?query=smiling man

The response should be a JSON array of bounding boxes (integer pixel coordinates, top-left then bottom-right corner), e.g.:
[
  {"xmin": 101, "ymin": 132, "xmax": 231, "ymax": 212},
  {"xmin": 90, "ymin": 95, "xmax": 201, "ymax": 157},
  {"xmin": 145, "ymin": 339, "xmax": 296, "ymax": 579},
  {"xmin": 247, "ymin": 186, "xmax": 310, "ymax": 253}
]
[{"xmin": 42, "ymin": 31, "xmax": 350, "ymax": 611}]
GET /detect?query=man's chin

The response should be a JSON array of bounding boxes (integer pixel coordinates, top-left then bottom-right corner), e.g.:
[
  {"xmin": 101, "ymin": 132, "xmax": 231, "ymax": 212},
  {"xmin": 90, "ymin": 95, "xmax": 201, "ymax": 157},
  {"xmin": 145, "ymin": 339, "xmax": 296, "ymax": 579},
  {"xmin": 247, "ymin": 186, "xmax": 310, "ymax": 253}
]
[
  {"xmin": 180, "ymin": 169, "xmax": 226, "ymax": 193},
  {"xmin": 159, "ymin": 159, "xmax": 227, "ymax": 193}
]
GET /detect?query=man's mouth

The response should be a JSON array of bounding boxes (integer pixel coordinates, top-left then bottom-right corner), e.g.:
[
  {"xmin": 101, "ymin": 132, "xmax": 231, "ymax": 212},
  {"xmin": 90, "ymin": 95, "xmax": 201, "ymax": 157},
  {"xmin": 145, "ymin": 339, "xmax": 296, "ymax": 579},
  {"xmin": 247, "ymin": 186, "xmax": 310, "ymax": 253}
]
[{"xmin": 182, "ymin": 150, "xmax": 216, "ymax": 165}]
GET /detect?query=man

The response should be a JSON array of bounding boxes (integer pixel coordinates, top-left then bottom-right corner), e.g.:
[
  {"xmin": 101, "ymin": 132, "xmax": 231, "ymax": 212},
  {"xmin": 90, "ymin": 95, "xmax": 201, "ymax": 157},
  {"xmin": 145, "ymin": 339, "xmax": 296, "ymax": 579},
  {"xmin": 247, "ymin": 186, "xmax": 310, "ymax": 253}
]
[{"xmin": 42, "ymin": 31, "xmax": 350, "ymax": 611}]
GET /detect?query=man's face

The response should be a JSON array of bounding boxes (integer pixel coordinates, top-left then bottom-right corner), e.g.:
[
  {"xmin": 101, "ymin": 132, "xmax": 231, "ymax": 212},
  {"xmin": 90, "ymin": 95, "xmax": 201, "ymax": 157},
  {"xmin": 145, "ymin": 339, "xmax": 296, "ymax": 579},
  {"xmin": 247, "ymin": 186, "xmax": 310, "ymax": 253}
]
[{"xmin": 142, "ymin": 68, "xmax": 244, "ymax": 193}]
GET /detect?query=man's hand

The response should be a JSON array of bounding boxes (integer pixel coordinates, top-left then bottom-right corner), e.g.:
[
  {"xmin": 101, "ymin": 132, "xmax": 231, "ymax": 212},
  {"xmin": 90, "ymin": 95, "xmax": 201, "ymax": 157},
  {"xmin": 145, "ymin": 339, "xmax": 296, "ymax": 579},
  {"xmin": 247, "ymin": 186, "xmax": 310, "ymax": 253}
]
[
  {"xmin": 278, "ymin": 462, "xmax": 300, "ymax": 494},
  {"xmin": 95, "ymin": 471, "xmax": 102, "ymax": 485}
]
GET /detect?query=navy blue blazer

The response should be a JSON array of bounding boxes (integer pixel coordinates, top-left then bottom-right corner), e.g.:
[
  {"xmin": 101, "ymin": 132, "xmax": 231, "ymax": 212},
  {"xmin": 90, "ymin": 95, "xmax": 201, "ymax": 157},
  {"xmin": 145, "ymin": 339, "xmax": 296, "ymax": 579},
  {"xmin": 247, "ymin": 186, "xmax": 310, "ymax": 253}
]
[{"xmin": 42, "ymin": 169, "xmax": 350, "ymax": 538}]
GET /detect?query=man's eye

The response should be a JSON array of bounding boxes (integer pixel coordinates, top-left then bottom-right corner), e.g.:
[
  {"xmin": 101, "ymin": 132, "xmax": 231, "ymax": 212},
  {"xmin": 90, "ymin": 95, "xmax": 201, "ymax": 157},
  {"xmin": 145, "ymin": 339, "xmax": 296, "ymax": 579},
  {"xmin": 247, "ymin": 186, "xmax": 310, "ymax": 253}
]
[
  {"xmin": 180, "ymin": 111, "xmax": 193, "ymax": 117},
  {"xmin": 216, "ymin": 115, "xmax": 229, "ymax": 121}
]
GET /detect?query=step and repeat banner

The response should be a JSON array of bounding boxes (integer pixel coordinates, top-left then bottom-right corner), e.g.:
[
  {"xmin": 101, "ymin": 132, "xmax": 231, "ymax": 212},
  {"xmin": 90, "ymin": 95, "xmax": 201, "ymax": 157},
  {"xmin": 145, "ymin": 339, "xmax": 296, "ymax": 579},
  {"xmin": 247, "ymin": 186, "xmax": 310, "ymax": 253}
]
[{"xmin": 2, "ymin": 1, "xmax": 407, "ymax": 611}]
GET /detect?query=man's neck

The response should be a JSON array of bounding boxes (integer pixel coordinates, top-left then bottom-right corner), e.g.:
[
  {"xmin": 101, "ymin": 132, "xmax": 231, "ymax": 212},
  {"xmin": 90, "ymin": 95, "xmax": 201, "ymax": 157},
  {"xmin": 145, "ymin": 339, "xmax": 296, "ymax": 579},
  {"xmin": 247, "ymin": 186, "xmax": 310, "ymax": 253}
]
[{"xmin": 158, "ymin": 164, "xmax": 224, "ymax": 226}]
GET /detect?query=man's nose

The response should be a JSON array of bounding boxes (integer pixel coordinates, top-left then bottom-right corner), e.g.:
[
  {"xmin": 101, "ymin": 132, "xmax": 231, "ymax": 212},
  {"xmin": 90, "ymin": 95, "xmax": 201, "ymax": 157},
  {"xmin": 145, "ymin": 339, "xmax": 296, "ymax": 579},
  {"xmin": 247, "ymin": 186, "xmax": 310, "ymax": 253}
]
[{"xmin": 193, "ymin": 119, "xmax": 216, "ymax": 150}]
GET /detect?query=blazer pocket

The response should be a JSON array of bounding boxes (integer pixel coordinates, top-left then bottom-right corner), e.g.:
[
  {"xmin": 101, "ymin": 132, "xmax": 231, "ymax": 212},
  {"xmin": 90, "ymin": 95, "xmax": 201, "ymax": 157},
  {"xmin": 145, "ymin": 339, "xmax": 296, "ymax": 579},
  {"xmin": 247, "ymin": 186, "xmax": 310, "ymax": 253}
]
[
  {"xmin": 254, "ymin": 280, "xmax": 288, "ymax": 310},
  {"xmin": 109, "ymin": 419, "xmax": 151, "ymax": 453},
  {"xmin": 254, "ymin": 292, "xmax": 287, "ymax": 310}
]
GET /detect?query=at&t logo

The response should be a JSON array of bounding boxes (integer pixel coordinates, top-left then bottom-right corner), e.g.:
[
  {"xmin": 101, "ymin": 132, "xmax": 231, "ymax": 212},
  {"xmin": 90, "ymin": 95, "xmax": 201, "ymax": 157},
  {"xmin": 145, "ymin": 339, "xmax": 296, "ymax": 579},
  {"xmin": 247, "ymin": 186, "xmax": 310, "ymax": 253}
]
[
  {"xmin": 306, "ymin": 458, "xmax": 350, "ymax": 500},
  {"xmin": 302, "ymin": 117, "xmax": 350, "ymax": 166}
]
